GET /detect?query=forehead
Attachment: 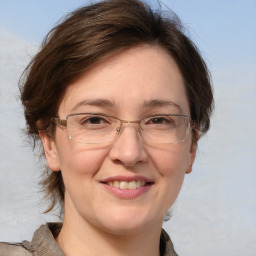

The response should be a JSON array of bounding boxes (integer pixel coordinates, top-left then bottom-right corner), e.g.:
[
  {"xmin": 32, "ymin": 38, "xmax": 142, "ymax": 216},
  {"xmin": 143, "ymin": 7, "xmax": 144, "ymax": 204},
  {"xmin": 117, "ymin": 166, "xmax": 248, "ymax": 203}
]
[{"xmin": 58, "ymin": 45, "xmax": 190, "ymax": 117}]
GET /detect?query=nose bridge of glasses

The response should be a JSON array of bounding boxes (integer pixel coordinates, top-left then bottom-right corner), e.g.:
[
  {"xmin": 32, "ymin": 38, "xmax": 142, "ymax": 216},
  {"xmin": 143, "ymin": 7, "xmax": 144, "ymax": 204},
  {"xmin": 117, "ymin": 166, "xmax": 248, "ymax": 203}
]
[{"xmin": 116, "ymin": 120, "xmax": 142, "ymax": 134}]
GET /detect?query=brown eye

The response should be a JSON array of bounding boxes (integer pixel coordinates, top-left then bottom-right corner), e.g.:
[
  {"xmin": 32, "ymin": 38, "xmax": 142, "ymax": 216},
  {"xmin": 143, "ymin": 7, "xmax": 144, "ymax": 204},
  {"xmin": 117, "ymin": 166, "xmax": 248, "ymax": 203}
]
[
  {"xmin": 79, "ymin": 115, "xmax": 112, "ymax": 129},
  {"xmin": 83, "ymin": 116, "xmax": 107, "ymax": 124},
  {"xmin": 146, "ymin": 117, "xmax": 175, "ymax": 125}
]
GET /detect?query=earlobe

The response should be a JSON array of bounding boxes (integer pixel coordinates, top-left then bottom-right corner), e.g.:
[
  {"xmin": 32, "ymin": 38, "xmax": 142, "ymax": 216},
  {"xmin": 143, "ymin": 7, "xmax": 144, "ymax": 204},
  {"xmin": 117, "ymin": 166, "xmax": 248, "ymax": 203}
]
[
  {"xmin": 186, "ymin": 164, "xmax": 192, "ymax": 174},
  {"xmin": 186, "ymin": 142, "xmax": 197, "ymax": 174},
  {"xmin": 39, "ymin": 131, "xmax": 60, "ymax": 171}
]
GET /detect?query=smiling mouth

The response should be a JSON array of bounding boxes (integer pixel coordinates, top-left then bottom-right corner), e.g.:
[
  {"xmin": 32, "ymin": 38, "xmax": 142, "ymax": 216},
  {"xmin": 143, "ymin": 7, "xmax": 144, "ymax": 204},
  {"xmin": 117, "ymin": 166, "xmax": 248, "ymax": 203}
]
[{"xmin": 105, "ymin": 180, "xmax": 151, "ymax": 190}]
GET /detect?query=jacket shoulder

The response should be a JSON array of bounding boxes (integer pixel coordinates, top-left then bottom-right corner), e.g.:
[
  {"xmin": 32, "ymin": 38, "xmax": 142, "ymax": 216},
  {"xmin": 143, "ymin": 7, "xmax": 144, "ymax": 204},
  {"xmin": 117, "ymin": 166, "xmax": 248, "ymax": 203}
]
[{"xmin": 0, "ymin": 242, "xmax": 32, "ymax": 256}]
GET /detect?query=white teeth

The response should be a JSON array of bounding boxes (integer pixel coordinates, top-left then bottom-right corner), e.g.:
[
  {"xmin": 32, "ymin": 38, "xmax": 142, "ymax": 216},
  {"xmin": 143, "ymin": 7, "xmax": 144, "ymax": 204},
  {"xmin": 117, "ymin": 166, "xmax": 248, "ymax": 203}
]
[
  {"xmin": 128, "ymin": 181, "xmax": 137, "ymax": 189},
  {"xmin": 114, "ymin": 181, "xmax": 119, "ymax": 188},
  {"xmin": 136, "ymin": 180, "xmax": 141, "ymax": 188},
  {"xmin": 107, "ymin": 180, "xmax": 147, "ymax": 189},
  {"xmin": 120, "ymin": 181, "xmax": 128, "ymax": 189}
]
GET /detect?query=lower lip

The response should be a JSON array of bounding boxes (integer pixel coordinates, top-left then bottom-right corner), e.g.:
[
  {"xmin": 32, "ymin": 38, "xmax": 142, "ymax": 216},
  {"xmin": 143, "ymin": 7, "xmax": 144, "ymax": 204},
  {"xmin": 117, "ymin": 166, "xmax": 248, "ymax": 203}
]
[{"xmin": 102, "ymin": 183, "xmax": 152, "ymax": 199}]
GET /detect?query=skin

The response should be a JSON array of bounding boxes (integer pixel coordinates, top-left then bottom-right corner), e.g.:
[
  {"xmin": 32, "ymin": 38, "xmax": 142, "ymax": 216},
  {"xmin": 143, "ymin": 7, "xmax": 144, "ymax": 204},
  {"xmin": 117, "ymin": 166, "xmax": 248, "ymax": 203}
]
[{"xmin": 40, "ymin": 45, "xmax": 197, "ymax": 256}]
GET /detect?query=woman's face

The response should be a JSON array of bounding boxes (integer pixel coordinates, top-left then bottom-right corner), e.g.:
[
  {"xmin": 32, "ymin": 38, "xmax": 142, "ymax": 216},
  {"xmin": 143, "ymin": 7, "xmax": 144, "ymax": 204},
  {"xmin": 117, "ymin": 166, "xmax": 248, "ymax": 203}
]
[{"xmin": 42, "ymin": 45, "xmax": 197, "ymax": 235}]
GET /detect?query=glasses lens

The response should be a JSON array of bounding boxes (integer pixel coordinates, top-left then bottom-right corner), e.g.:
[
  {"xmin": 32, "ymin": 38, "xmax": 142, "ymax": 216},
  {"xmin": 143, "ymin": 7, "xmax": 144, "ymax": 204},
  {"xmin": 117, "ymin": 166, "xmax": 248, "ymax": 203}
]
[
  {"xmin": 65, "ymin": 114, "xmax": 190, "ymax": 144},
  {"xmin": 66, "ymin": 114, "xmax": 120, "ymax": 144},
  {"xmin": 140, "ymin": 115, "xmax": 190, "ymax": 144}
]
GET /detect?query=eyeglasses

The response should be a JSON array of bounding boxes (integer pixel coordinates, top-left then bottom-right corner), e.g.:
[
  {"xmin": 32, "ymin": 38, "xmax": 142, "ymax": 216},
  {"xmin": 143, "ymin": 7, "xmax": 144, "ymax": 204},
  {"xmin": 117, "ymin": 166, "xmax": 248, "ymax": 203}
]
[{"xmin": 52, "ymin": 113, "xmax": 195, "ymax": 144}]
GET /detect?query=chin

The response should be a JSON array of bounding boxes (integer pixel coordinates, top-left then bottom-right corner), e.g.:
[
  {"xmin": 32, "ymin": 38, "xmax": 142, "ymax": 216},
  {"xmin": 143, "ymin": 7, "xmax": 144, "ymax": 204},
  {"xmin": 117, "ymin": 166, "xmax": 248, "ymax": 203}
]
[
  {"xmin": 100, "ymin": 222, "xmax": 148, "ymax": 236},
  {"xmin": 95, "ymin": 208, "xmax": 162, "ymax": 236}
]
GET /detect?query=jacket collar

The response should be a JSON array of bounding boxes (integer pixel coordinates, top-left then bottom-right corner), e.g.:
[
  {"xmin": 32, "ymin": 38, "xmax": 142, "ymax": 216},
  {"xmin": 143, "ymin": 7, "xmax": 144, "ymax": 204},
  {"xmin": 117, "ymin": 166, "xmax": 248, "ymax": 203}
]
[
  {"xmin": 22, "ymin": 223, "xmax": 64, "ymax": 256},
  {"xmin": 22, "ymin": 223, "xmax": 177, "ymax": 256}
]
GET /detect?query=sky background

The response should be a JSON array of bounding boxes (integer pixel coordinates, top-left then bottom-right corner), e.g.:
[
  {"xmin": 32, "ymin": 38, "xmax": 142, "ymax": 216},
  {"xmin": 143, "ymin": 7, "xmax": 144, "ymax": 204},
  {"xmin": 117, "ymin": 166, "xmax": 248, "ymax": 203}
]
[{"xmin": 0, "ymin": 1, "xmax": 256, "ymax": 255}]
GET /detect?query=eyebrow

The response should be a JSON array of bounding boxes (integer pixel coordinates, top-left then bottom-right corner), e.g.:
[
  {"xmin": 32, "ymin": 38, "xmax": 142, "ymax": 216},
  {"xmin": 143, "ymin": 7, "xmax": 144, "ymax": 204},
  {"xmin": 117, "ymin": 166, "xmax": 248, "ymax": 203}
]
[
  {"xmin": 142, "ymin": 99, "xmax": 183, "ymax": 114},
  {"xmin": 70, "ymin": 98, "xmax": 183, "ymax": 114},
  {"xmin": 70, "ymin": 98, "xmax": 115, "ymax": 112}
]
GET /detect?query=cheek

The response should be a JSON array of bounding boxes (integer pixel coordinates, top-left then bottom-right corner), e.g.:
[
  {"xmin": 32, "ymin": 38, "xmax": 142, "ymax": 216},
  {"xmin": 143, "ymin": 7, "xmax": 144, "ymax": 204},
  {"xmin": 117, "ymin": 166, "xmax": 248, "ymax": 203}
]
[
  {"xmin": 149, "ymin": 143, "xmax": 191, "ymax": 176},
  {"xmin": 60, "ymin": 148, "xmax": 108, "ymax": 178},
  {"xmin": 148, "ymin": 144, "xmax": 191, "ymax": 208},
  {"xmin": 56, "ymin": 143, "xmax": 111, "ymax": 209},
  {"xmin": 55, "ymin": 131, "xmax": 109, "ymax": 178}
]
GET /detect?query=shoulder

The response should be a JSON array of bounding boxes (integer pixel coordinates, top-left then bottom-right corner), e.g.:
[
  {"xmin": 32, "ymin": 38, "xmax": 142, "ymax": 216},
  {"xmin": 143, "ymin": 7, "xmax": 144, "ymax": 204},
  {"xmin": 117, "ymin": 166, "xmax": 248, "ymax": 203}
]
[
  {"xmin": 160, "ymin": 229, "xmax": 178, "ymax": 256},
  {"xmin": 0, "ymin": 223, "xmax": 64, "ymax": 256},
  {"xmin": 0, "ymin": 242, "xmax": 32, "ymax": 256}
]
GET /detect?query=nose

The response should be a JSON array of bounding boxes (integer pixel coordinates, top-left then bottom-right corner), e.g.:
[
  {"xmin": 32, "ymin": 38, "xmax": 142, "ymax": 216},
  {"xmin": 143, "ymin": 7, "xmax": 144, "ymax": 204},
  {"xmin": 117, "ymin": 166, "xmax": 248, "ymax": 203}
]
[{"xmin": 109, "ymin": 125, "xmax": 147, "ymax": 167}]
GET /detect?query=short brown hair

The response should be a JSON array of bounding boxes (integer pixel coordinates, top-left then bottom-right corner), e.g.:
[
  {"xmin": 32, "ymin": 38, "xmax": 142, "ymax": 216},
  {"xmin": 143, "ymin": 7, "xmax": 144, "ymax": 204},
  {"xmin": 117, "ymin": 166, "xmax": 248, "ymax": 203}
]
[{"xmin": 20, "ymin": 0, "xmax": 213, "ymax": 213}]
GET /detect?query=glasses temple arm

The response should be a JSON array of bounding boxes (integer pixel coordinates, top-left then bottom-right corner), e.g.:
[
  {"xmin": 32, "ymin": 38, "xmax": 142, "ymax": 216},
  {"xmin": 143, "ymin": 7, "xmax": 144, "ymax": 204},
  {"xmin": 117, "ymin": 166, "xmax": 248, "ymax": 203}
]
[{"xmin": 51, "ymin": 118, "xmax": 67, "ymax": 127}]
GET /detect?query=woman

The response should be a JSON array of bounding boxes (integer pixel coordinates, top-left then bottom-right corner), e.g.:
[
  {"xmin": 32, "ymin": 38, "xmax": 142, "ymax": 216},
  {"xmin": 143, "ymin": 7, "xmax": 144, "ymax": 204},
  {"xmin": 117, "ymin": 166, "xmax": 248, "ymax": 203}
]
[{"xmin": 0, "ymin": 0, "xmax": 213, "ymax": 255}]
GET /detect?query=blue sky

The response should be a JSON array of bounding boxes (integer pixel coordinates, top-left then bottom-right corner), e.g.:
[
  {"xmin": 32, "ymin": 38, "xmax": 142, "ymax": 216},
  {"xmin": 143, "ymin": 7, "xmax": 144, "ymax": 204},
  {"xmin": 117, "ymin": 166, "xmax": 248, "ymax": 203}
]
[
  {"xmin": 1, "ymin": 0, "xmax": 255, "ymax": 89},
  {"xmin": 1, "ymin": 1, "xmax": 255, "ymax": 63}
]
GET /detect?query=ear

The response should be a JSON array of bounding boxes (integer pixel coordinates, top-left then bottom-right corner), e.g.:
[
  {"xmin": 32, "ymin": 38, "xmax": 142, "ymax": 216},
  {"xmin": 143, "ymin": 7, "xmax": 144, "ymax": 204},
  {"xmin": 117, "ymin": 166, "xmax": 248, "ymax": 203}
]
[
  {"xmin": 186, "ymin": 141, "xmax": 197, "ymax": 174},
  {"xmin": 39, "ymin": 131, "xmax": 60, "ymax": 171}
]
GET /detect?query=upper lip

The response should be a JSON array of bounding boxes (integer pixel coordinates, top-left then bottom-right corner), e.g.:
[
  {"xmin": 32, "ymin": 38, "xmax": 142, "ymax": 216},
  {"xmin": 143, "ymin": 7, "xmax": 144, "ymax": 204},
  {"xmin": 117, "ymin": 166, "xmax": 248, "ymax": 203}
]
[{"xmin": 100, "ymin": 175, "xmax": 154, "ymax": 183}]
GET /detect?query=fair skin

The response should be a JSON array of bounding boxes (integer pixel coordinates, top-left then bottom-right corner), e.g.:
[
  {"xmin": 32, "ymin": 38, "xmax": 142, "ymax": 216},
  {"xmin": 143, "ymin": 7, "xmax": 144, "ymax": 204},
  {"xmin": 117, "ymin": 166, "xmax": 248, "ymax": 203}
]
[{"xmin": 40, "ymin": 45, "xmax": 197, "ymax": 256}]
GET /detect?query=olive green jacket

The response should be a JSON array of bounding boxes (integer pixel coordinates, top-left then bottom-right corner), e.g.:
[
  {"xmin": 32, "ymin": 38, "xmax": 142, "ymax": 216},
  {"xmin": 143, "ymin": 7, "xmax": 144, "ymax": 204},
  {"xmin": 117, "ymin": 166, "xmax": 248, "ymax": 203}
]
[{"xmin": 0, "ymin": 223, "xmax": 178, "ymax": 256}]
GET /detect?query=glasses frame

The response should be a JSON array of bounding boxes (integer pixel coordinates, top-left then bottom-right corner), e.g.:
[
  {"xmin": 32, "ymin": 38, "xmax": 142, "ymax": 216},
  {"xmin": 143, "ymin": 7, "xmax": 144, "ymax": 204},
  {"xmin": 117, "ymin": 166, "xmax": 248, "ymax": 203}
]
[{"xmin": 51, "ymin": 113, "xmax": 196, "ymax": 144}]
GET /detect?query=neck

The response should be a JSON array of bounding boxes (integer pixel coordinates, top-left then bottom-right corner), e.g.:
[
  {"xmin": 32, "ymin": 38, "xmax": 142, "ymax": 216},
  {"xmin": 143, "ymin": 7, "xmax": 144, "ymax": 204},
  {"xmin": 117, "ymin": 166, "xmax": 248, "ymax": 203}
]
[{"xmin": 56, "ymin": 214, "xmax": 162, "ymax": 256}]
